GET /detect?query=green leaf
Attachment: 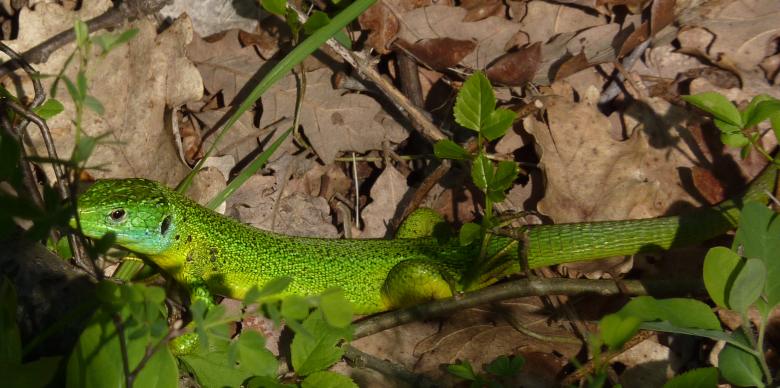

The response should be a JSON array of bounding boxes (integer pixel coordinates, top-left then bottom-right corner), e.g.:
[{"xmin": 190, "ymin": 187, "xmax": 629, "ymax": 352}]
[
  {"xmin": 0, "ymin": 133, "xmax": 21, "ymax": 182},
  {"xmin": 599, "ymin": 313, "xmax": 641, "ymax": 350},
  {"xmin": 471, "ymin": 153, "xmax": 492, "ymax": 191},
  {"xmin": 617, "ymin": 297, "xmax": 720, "ymax": 331},
  {"xmin": 32, "ymin": 99, "xmax": 64, "ymax": 120},
  {"xmin": 733, "ymin": 202, "xmax": 780, "ymax": 307},
  {"xmin": 447, "ymin": 360, "xmax": 477, "ymax": 380},
  {"xmin": 76, "ymin": 71, "xmax": 88, "ymax": 102},
  {"xmin": 741, "ymin": 95, "xmax": 777, "ymax": 127},
  {"xmin": 83, "ymin": 95, "xmax": 105, "ymax": 115},
  {"xmin": 180, "ymin": 349, "xmax": 256, "ymax": 388},
  {"xmin": 71, "ymin": 134, "xmax": 99, "ymax": 164},
  {"xmin": 92, "ymin": 28, "xmax": 139, "ymax": 55},
  {"xmin": 728, "ymin": 258, "xmax": 766, "ymax": 314},
  {"xmin": 66, "ymin": 307, "xmax": 177, "ymax": 388},
  {"xmin": 639, "ymin": 322, "xmax": 749, "ymax": 353},
  {"xmin": 487, "ymin": 160, "xmax": 518, "ymax": 202},
  {"xmin": 291, "ymin": 311, "xmax": 351, "ymax": 376},
  {"xmin": 433, "ymin": 139, "xmax": 471, "ymax": 160},
  {"xmin": 238, "ymin": 331, "xmax": 278, "ymax": 377},
  {"xmin": 318, "ymin": 288, "xmax": 353, "ymax": 328},
  {"xmin": 246, "ymin": 376, "xmax": 295, "ymax": 388},
  {"xmin": 485, "ymin": 355, "xmax": 524, "ymax": 377},
  {"xmin": 703, "ymin": 246, "xmax": 741, "ymax": 309},
  {"xmin": 482, "ymin": 109, "xmax": 516, "ymax": 141},
  {"xmin": 303, "ymin": 11, "xmax": 331, "ymax": 35},
  {"xmin": 245, "ymin": 277, "xmax": 292, "ymax": 304},
  {"xmin": 744, "ymin": 99, "xmax": 780, "ymax": 128},
  {"xmin": 459, "ymin": 222, "xmax": 481, "ymax": 246},
  {"xmin": 62, "ymin": 76, "xmax": 81, "ymax": 103},
  {"xmin": 454, "ymin": 71, "xmax": 495, "ymax": 133},
  {"xmin": 0, "ymin": 277, "xmax": 21, "ymax": 364},
  {"xmin": 261, "ymin": 0, "xmax": 287, "ymax": 15},
  {"xmin": 682, "ymin": 92, "xmax": 742, "ymax": 127},
  {"xmin": 719, "ymin": 340, "xmax": 765, "ymax": 387},
  {"xmin": 663, "ymin": 367, "xmax": 718, "ymax": 388},
  {"xmin": 301, "ymin": 371, "xmax": 358, "ymax": 388},
  {"xmin": 74, "ymin": 20, "xmax": 89, "ymax": 49},
  {"xmin": 282, "ymin": 295, "xmax": 311, "ymax": 321}
]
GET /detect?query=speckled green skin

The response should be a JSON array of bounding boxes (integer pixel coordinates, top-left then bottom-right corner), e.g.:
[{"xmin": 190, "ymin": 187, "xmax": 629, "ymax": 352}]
[
  {"xmin": 75, "ymin": 166, "xmax": 776, "ymax": 314},
  {"xmin": 75, "ymin": 180, "xmax": 517, "ymax": 313}
]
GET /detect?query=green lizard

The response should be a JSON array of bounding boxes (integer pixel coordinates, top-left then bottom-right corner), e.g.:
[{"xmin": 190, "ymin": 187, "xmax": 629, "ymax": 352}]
[{"xmin": 74, "ymin": 166, "xmax": 777, "ymax": 314}]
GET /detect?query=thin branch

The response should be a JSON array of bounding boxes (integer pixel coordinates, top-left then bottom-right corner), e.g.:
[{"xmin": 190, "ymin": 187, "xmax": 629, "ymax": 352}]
[
  {"xmin": 343, "ymin": 345, "xmax": 438, "ymax": 387},
  {"xmin": 0, "ymin": 0, "xmax": 171, "ymax": 78},
  {"xmin": 353, "ymin": 278, "xmax": 702, "ymax": 339},
  {"xmin": 111, "ymin": 314, "xmax": 133, "ymax": 388}
]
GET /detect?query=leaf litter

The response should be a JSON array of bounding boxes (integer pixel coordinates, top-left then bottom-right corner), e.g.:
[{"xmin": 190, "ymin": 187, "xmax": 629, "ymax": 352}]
[{"xmin": 4, "ymin": 0, "xmax": 780, "ymax": 385}]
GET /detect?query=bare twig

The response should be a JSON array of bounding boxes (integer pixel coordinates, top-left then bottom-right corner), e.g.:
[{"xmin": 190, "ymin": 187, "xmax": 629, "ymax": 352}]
[
  {"xmin": 353, "ymin": 278, "xmax": 702, "ymax": 339},
  {"xmin": 598, "ymin": 38, "xmax": 652, "ymax": 106},
  {"xmin": 343, "ymin": 345, "xmax": 438, "ymax": 387},
  {"xmin": 0, "ymin": 0, "xmax": 171, "ymax": 78}
]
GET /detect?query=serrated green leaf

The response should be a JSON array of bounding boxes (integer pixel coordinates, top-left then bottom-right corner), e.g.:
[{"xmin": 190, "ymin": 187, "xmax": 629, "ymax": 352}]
[
  {"xmin": 32, "ymin": 99, "xmax": 64, "ymax": 120},
  {"xmin": 246, "ymin": 277, "xmax": 291, "ymax": 304},
  {"xmin": 485, "ymin": 355, "xmax": 524, "ymax": 377},
  {"xmin": 663, "ymin": 367, "xmax": 718, "ymax": 388},
  {"xmin": 71, "ymin": 134, "xmax": 98, "ymax": 164},
  {"xmin": 599, "ymin": 313, "xmax": 641, "ymax": 350},
  {"xmin": 261, "ymin": 0, "xmax": 287, "ymax": 15},
  {"xmin": 733, "ymin": 202, "xmax": 780, "ymax": 308},
  {"xmin": 282, "ymin": 295, "xmax": 310, "ymax": 321},
  {"xmin": 291, "ymin": 311, "xmax": 351, "ymax": 376},
  {"xmin": 433, "ymin": 139, "xmax": 471, "ymax": 160},
  {"xmin": 454, "ymin": 71, "xmax": 495, "ymax": 132},
  {"xmin": 318, "ymin": 288, "xmax": 353, "ymax": 328},
  {"xmin": 446, "ymin": 360, "xmax": 477, "ymax": 380},
  {"xmin": 490, "ymin": 160, "xmax": 520, "ymax": 191},
  {"xmin": 459, "ymin": 222, "xmax": 481, "ymax": 246},
  {"xmin": 0, "ymin": 356, "xmax": 63, "ymax": 388},
  {"xmin": 471, "ymin": 153, "xmax": 492, "ymax": 191},
  {"xmin": 703, "ymin": 247, "xmax": 741, "ymax": 309},
  {"xmin": 719, "ymin": 338, "xmax": 765, "ymax": 387},
  {"xmin": 617, "ymin": 297, "xmax": 721, "ymax": 331},
  {"xmin": 301, "ymin": 371, "xmax": 358, "ymax": 388},
  {"xmin": 66, "ymin": 307, "xmax": 176, "ymax": 388},
  {"xmin": 728, "ymin": 258, "xmax": 766, "ymax": 314},
  {"xmin": 238, "ymin": 331, "xmax": 278, "ymax": 377},
  {"xmin": 482, "ymin": 108, "xmax": 516, "ymax": 141},
  {"xmin": 741, "ymin": 95, "xmax": 777, "ymax": 127},
  {"xmin": 682, "ymin": 92, "xmax": 742, "ymax": 127}
]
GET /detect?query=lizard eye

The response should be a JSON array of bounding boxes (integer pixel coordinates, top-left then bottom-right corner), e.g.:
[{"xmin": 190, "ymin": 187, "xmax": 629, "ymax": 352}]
[{"xmin": 109, "ymin": 209, "xmax": 126, "ymax": 222}]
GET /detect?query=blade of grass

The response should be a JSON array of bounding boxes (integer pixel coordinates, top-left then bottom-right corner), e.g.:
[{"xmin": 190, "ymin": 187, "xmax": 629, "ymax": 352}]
[{"xmin": 177, "ymin": 0, "xmax": 377, "ymax": 193}]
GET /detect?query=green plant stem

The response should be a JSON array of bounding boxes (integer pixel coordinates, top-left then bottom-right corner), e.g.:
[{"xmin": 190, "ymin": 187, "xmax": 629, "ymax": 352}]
[{"xmin": 756, "ymin": 318, "xmax": 773, "ymax": 384}]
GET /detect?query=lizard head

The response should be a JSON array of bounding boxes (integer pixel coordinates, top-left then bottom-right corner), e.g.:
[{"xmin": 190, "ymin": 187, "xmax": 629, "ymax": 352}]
[{"xmin": 74, "ymin": 179, "xmax": 177, "ymax": 255}]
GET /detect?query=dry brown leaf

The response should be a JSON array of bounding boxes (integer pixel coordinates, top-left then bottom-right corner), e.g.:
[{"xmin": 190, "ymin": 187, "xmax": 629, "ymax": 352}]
[
  {"xmin": 412, "ymin": 303, "xmax": 575, "ymax": 382},
  {"xmin": 485, "ymin": 42, "xmax": 542, "ymax": 86},
  {"xmin": 359, "ymin": 2, "xmax": 400, "ymax": 54},
  {"xmin": 360, "ymin": 165, "xmax": 409, "ymax": 238},
  {"xmin": 518, "ymin": 1, "xmax": 605, "ymax": 44},
  {"xmin": 187, "ymin": 29, "xmax": 266, "ymax": 105},
  {"xmin": 394, "ymin": 37, "xmax": 476, "ymax": 71},
  {"xmin": 396, "ymin": 5, "xmax": 522, "ymax": 69},
  {"xmin": 2, "ymin": 1, "xmax": 202, "ymax": 185},
  {"xmin": 683, "ymin": 0, "xmax": 780, "ymax": 72},
  {"xmin": 553, "ymin": 51, "xmax": 590, "ymax": 81},
  {"xmin": 237, "ymin": 29, "xmax": 280, "ymax": 59},
  {"xmin": 228, "ymin": 174, "xmax": 339, "ymax": 237},
  {"xmin": 260, "ymin": 68, "xmax": 408, "ymax": 164},
  {"xmin": 461, "ymin": 0, "xmax": 504, "ymax": 22},
  {"xmin": 651, "ymin": 0, "xmax": 676, "ymax": 36}
]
